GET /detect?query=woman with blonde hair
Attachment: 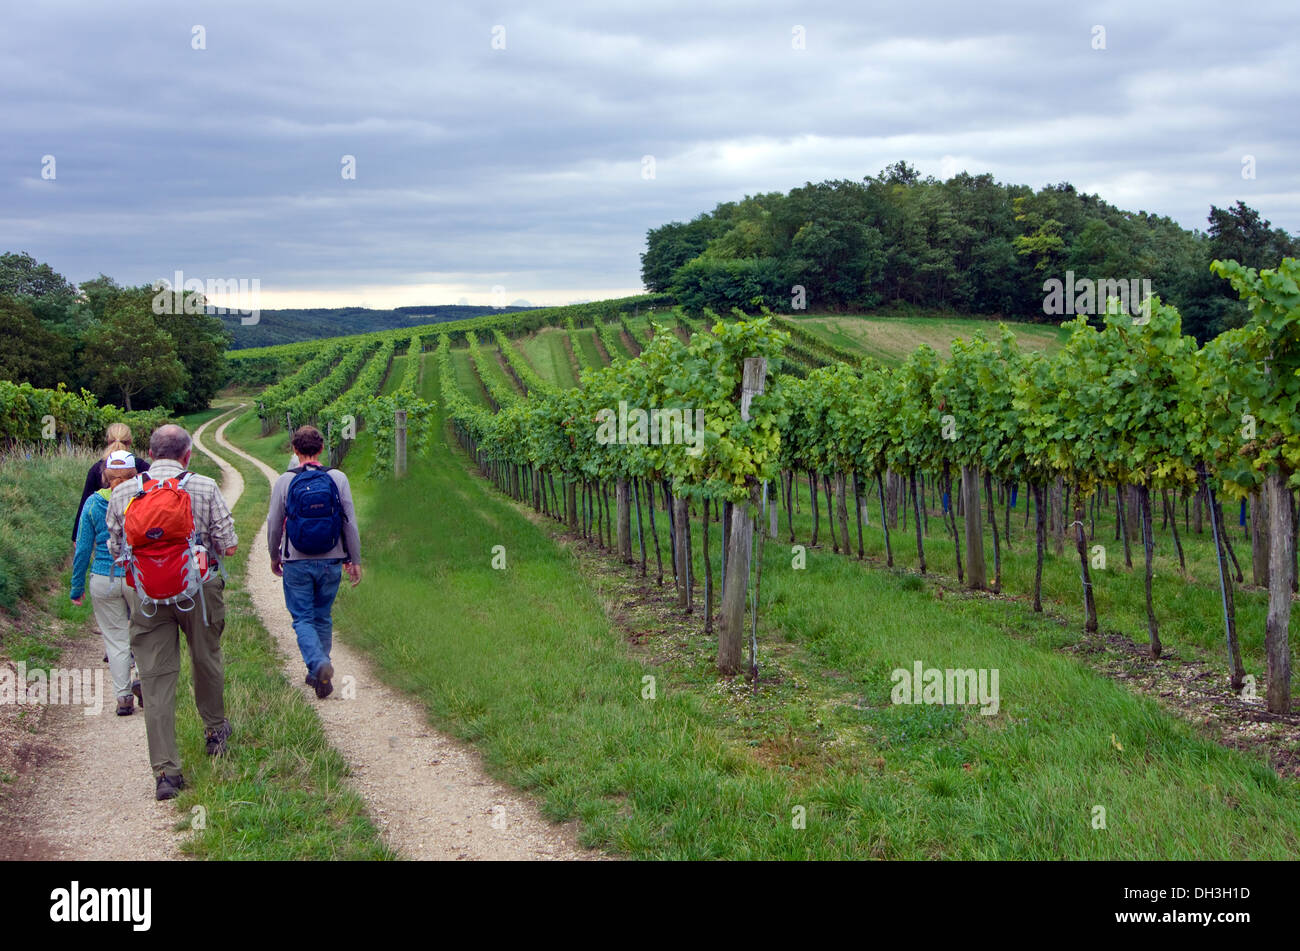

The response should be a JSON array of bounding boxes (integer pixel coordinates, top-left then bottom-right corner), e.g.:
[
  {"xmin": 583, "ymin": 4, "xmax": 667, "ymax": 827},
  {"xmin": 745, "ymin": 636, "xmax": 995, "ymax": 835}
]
[
  {"xmin": 72, "ymin": 422, "xmax": 150, "ymax": 541},
  {"xmin": 71, "ymin": 448, "xmax": 142, "ymax": 715}
]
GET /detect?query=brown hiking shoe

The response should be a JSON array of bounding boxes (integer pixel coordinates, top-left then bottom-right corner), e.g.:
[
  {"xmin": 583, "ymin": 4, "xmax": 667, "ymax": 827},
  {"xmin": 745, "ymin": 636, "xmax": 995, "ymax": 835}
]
[{"xmin": 116, "ymin": 695, "xmax": 134, "ymax": 716}]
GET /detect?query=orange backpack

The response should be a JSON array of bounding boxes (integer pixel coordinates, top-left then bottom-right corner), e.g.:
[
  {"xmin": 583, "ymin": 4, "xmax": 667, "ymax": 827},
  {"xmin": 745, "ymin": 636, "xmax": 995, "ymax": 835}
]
[{"xmin": 121, "ymin": 472, "xmax": 216, "ymax": 617}]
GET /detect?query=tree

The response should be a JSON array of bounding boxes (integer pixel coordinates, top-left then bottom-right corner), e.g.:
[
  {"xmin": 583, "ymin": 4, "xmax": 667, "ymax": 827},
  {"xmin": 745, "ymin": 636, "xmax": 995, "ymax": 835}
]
[
  {"xmin": 77, "ymin": 274, "xmax": 124, "ymax": 323},
  {"xmin": 0, "ymin": 297, "xmax": 75, "ymax": 387},
  {"xmin": 641, "ymin": 218, "xmax": 719, "ymax": 291},
  {"xmin": 0, "ymin": 251, "xmax": 79, "ymax": 329},
  {"xmin": 82, "ymin": 305, "xmax": 185, "ymax": 411},
  {"xmin": 147, "ymin": 290, "xmax": 231, "ymax": 412},
  {"xmin": 0, "ymin": 251, "xmax": 76, "ymax": 299}
]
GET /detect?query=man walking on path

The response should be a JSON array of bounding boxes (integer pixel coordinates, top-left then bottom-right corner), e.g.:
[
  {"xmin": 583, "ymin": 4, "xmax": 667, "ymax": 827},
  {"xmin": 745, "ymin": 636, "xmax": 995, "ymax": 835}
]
[
  {"xmin": 106, "ymin": 424, "xmax": 237, "ymax": 801},
  {"xmin": 266, "ymin": 425, "xmax": 362, "ymax": 700}
]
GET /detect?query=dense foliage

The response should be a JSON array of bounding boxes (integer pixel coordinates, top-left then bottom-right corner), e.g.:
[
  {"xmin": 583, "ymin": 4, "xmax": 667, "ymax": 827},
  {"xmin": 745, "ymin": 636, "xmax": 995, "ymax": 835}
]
[
  {"xmin": 0, "ymin": 256, "xmax": 230, "ymax": 413},
  {"xmin": 644, "ymin": 163, "xmax": 1298, "ymax": 342}
]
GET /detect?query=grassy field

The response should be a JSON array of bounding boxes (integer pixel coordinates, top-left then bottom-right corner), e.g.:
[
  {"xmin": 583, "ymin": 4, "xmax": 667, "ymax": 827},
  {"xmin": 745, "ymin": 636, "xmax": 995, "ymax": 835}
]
[{"xmin": 234, "ymin": 352, "xmax": 1300, "ymax": 859}]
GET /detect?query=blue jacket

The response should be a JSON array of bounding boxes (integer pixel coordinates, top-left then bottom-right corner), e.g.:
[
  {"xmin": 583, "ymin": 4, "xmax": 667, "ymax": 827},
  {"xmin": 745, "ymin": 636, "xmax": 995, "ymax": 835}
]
[{"xmin": 71, "ymin": 489, "xmax": 120, "ymax": 599}]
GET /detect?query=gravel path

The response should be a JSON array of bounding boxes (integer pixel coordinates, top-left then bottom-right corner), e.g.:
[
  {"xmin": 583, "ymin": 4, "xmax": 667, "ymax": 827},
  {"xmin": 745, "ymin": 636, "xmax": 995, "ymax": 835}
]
[
  {"xmin": 212, "ymin": 414, "xmax": 593, "ymax": 860},
  {"xmin": 0, "ymin": 408, "xmax": 243, "ymax": 861}
]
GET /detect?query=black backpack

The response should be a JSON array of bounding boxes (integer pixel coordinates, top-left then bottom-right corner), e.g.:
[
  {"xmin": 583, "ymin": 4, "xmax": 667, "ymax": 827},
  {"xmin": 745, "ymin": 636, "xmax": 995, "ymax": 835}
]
[{"xmin": 284, "ymin": 465, "xmax": 345, "ymax": 557}]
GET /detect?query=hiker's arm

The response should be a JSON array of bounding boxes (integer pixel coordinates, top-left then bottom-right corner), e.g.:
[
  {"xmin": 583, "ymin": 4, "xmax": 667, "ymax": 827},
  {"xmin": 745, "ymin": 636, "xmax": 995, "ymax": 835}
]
[
  {"xmin": 338, "ymin": 473, "xmax": 362, "ymax": 566},
  {"xmin": 72, "ymin": 463, "xmax": 97, "ymax": 543},
  {"xmin": 70, "ymin": 507, "xmax": 94, "ymax": 602},
  {"xmin": 266, "ymin": 476, "xmax": 286, "ymax": 566},
  {"xmin": 209, "ymin": 485, "xmax": 238, "ymax": 556}
]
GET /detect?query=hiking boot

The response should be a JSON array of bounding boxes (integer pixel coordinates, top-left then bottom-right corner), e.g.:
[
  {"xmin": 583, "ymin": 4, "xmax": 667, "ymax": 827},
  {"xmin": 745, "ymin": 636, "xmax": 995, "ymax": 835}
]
[
  {"xmin": 116, "ymin": 695, "xmax": 134, "ymax": 716},
  {"xmin": 305, "ymin": 671, "xmax": 318, "ymax": 689},
  {"xmin": 314, "ymin": 662, "xmax": 334, "ymax": 699},
  {"xmin": 132, "ymin": 679, "xmax": 143, "ymax": 709},
  {"xmin": 155, "ymin": 773, "xmax": 185, "ymax": 801},
  {"xmin": 204, "ymin": 719, "xmax": 232, "ymax": 756}
]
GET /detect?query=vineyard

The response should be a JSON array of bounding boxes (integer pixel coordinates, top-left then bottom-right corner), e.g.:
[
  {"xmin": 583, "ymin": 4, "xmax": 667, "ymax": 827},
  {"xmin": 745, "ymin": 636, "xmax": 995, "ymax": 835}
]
[
  {"xmin": 273, "ymin": 260, "xmax": 1300, "ymax": 861},
  {"xmin": 422, "ymin": 259, "xmax": 1300, "ymax": 722}
]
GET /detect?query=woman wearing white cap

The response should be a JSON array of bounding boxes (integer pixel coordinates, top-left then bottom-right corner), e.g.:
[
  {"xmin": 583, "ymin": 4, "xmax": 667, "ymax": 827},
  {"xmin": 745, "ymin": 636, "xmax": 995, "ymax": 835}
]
[{"xmin": 71, "ymin": 444, "xmax": 142, "ymax": 715}]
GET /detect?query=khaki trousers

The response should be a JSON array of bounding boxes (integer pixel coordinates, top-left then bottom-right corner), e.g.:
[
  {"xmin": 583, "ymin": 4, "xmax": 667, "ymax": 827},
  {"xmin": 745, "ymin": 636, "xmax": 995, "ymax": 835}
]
[
  {"xmin": 89, "ymin": 574, "xmax": 133, "ymax": 698},
  {"xmin": 127, "ymin": 576, "xmax": 227, "ymax": 777}
]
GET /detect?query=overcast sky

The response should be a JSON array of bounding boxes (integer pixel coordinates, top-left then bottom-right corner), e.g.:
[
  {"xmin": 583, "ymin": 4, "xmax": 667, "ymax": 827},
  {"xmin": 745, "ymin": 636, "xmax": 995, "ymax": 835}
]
[{"xmin": 2, "ymin": 1, "xmax": 1296, "ymax": 309}]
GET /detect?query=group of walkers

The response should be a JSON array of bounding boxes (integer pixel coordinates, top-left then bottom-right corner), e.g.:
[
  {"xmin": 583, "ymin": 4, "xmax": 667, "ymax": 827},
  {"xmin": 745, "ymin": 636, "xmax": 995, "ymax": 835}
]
[{"xmin": 69, "ymin": 419, "xmax": 362, "ymax": 801}]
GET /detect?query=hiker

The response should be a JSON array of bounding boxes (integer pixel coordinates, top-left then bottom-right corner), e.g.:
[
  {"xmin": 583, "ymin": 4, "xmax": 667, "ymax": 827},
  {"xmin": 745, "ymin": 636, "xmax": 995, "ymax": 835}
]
[
  {"xmin": 105, "ymin": 424, "xmax": 237, "ymax": 801},
  {"xmin": 266, "ymin": 425, "xmax": 362, "ymax": 700},
  {"xmin": 70, "ymin": 448, "xmax": 142, "ymax": 716},
  {"xmin": 73, "ymin": 423, "xmax": 149, "ymax": 542}
]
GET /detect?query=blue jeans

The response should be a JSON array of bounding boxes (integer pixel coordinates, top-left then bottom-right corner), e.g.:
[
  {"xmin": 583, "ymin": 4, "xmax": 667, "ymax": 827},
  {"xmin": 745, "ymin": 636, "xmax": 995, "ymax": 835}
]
[{"xmin": 282, "ymin": 559, "xmax": 342, "ymax": 678}]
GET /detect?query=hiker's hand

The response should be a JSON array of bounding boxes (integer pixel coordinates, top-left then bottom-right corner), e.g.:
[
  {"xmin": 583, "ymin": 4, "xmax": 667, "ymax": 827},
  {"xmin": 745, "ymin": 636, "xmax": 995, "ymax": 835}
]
[
  {"xmin": 71, "ymin": 596, "xmax": 83, "ymax": 606},
  {"xmin": 271, "ymin": 561, "xmax": 283, "ymax": 577},
  {"xmin": 344, "ymin": 562, "xmax": 361, "ymax": 586},
  {"xmin": 224, "ymin": 546, "xmax": 237, "ymax": 557}
]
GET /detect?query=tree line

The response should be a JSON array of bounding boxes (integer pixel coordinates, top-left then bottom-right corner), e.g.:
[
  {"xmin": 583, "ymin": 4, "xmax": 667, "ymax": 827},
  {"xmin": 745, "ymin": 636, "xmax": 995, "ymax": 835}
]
[
  {"xmin": 642, "ymin": 161, "xmax": 1299, "ymax": 342},
  {"xmin": 0, "ymin": 253, "xmax": 229, "ymax": 413}
]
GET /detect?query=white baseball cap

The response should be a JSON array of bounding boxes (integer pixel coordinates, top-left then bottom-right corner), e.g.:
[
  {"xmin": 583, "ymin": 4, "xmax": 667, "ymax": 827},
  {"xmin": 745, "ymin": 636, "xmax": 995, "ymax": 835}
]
[{"xmin": 105, "ymin": 450, "xmax": 137, "ymax": 470}]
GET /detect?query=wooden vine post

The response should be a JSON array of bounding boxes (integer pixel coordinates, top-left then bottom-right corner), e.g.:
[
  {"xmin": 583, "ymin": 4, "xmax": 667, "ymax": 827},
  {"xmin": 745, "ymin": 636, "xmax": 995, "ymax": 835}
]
[
  {"xmin": 616, "ymin": 479, "xmax": 632, "ymax": 562},
  {"xmin": 961, "ymin": 464, "xmax": 986, "ymax": 590},
  {"xmin": 718, "ymin": 357, "xmax": 765, "ymax": 676}
]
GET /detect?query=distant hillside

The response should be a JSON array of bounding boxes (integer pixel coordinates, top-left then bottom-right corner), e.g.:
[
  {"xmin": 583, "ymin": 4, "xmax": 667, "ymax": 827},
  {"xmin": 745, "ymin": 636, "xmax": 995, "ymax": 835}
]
[{"xmin": 220, "ymin": 304, "xmax": 538, "ymax": 349}]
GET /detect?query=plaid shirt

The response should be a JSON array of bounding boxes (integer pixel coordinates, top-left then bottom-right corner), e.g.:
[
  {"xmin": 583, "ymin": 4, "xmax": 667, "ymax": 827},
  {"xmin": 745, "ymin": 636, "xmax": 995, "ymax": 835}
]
[{"xmin": 105, "ymin": 458, "xmax": 238, "ymax": 562}]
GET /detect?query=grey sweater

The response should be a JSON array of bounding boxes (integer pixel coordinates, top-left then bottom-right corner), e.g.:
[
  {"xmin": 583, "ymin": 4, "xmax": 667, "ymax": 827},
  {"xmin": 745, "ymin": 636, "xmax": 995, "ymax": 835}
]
[{"xmin": 266, "ymin": 464, "xmax": 362, "ymax": 564}]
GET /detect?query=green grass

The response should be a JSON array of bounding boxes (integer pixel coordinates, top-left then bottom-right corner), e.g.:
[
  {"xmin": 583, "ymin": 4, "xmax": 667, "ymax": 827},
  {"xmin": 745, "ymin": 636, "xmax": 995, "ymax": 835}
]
[
  {"xmin": 519, "ymin": 328, "xmax": 579, "ymax": 389},
  {"xmin": 175, "ymin": 406, "xmax": 391, "ymax": 859},
  {"xmin": 176, "ymin": 406, "xmax": 225, "ymax": 432},
  {"xmin": 571, "ymin": 327, "xmax": 606, "ymax": 371},
  {"xmin": 0, "ymin": 448, "xmax": 94, "ymax": 617},
  {"xmin": 450, "ymin": 346, "xmax": 492, "ymax": 409},
  {"xmin": 220, "ymin": 405, "xmax": 293, "ymax": 473},
  {"xmin": 274, "ymin": 357, "xmax": 1300, "ymax": 858},
  {"xmin": 764, "ymin": 479, "xmax": 1288, "ymax": 700}
]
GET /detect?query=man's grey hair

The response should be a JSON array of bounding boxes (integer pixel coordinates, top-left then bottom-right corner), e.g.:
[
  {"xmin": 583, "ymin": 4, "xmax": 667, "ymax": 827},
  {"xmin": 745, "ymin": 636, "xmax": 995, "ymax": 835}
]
[{"xmin": 150, "ymin": 424, "xmax": 192, "ymax": 461}]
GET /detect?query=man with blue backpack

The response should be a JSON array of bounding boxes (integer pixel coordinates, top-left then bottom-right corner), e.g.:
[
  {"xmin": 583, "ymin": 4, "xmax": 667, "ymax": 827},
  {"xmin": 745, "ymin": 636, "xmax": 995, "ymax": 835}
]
[{"xmin": 266, "ymin": 425, "xmax": 362, "ymax": 699}]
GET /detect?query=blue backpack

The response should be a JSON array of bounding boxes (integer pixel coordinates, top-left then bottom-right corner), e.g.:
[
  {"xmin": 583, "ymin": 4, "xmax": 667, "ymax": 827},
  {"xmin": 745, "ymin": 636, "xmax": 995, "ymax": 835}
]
[{"xmin": 284, "ymin": 465, "xmax": 346, "ymax": 557}]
